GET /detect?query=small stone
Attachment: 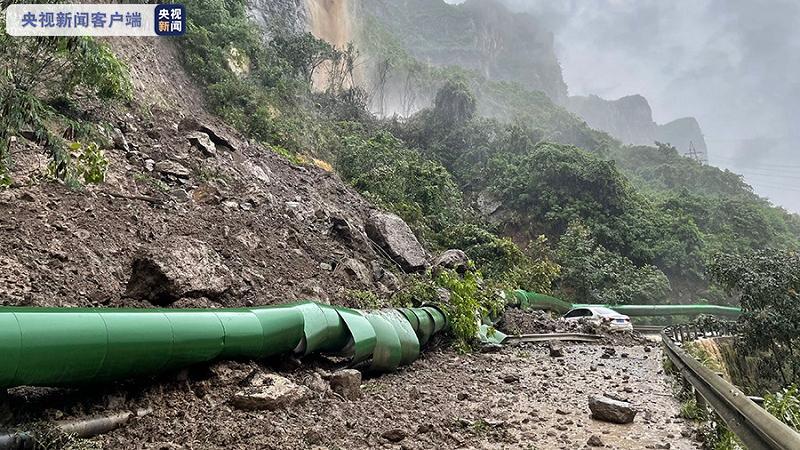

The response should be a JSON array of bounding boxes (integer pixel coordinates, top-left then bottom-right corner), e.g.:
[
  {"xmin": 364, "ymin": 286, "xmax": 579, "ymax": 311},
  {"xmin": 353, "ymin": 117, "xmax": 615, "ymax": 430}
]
[
  {"xmin": 155, "ymin": 160, "xmax": 191, "ymax": 178},
  {"xmin": 417, "ymin": 423, "xmax": 433, "ymax": 434},
  {"xmin": 501, "ymin": 374, "xmax": 520, "ymax": 383},
  {"xmin": 381, "ymin": 429, "xmax": 407, "ymax": 442},
  {"xmin": 434, "ymin": 249, "xmax": 469, "ymax": 273},
  {"xmin": 549, "ymin": 341, "xmax": 564, "ymax": 357},
  {"xmin": 231, "ymin": 373, "xmax": 310, "ymax": 411},
  {"xmin": 587, "ymin": 435, "xmax": 604, "ymax": 447},
  {"xmin": 329, "ymin": 369, "xmax": 362, "ymax": 400},
  {"xmin": 457, "ymin": 392, "xmax": 470, "ymax": 401}
]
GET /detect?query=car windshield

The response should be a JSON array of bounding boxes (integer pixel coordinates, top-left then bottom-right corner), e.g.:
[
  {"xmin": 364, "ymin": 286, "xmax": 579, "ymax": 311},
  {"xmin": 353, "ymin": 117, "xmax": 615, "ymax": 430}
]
[{"xmin": 590, "ymin": 307, "xmax": 618, "ymax": 316}]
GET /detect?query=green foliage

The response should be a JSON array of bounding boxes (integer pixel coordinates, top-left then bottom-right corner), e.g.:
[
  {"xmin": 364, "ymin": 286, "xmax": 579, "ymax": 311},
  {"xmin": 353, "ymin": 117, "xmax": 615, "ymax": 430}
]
[
  {"xmin": 433, "ymin": 78, "xmax": 476, "ymax": 128},
  {"xmin": 708, "ymin": 249, "xmax": 800, "ymax": 385},
  {"xmin": 764, "ymin": 385, "xmax": 800, "ymax": 431},
  {"xmin": 435, "ymin": 269, "xmax": 485, "ymax": 352},
  {"xmin": 436, "ymin": 224, "xmax": 560, "ymax": 293},
  {"xmin": 70, "ymin": 142, "xmax": 108, "ymax": 184},
  {"xmin": 181, "ymin": 0, "xmax": 360, "ymax": 159},
  {"xmin": 335, "ymin": 131, "xmax": 463, "ymax": 231},
  {"xmin": 392, "ymin": 274, "xmax": 440, "ymax": 308},
  {"xmin": 0, "ymin": 6, "xmax": 130, "ymax": 183},
  {"xmin": 347, "ymin": 289, "xmax": 382, "ymax": 310},
  {"xmin": 680, "ymin": 397, "xmax": 706, "ymax": 420},
  {"xmin": 556, "ymin": 222, "xmax": 670, "ymax": 304}
]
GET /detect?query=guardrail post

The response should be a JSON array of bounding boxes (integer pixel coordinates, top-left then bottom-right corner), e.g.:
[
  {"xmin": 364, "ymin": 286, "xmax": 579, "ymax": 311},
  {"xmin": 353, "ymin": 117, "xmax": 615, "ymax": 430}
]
[{"xmin": 694, "ymin": 387, "xmax": 707, "ymax": 413}]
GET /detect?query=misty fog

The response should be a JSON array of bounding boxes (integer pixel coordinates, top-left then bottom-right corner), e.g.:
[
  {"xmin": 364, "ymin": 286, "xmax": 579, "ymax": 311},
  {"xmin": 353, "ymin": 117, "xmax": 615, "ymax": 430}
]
[{"xmin": 446, "ymin": 0, "xmax": 800, "ymax": 213}]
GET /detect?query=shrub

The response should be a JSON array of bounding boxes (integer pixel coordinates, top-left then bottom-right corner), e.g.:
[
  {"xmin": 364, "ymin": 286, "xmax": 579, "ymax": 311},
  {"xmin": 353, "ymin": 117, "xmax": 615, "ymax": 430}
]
[{"xmin": 0, "ymin": 10, "xmax": 131, "ymax": 184}]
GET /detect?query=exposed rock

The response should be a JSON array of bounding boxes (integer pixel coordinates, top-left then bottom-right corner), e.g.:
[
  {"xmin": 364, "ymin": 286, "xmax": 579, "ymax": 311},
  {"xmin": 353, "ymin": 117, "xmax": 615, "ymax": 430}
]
[
  {"xmin": 339, "ymin": 258, "xmax": 372, "ymax": 285},
  {"xmin": 155, "ymin": 160, "xmax": 191, "ymax": 178},
  {"xmin": 231, "ymin": 373, "xmax": 310, "ymax": 411},
  {"xmin": 242, "ymin": 160, "xmax": 271, "ymax": 185},
  {"xmin": 501, "ymin": 373, "xmax": 520, "ymax": 383},
  {"xmin": 178, "ymin": 117, "xmax": 238, "ymax": 151},
  {"xmin": 125, "ymin": 236, "xmax": 230, "ymax": 305},
  {"xmin": 434, "ymin": 249, "xmax": 469, "ymax": 273},
  {"xmin": 329, "ymin": 215, "xmax": 368, "ymax": 252},
  {"xmin": 587, "ymin": 434, "xmax": 604, "ymax": 447},
  {"xmin": 476, "ymin": 191, "xmax": 502, "ymax": 216},
  {"xmin": 302, "ymin": 372, "xmax": 329, "ymax": 396},
  {"xmin": 299, "ymin": 279, "xmax": 329, "ymax": 303},
  {"xmin": 381, "ymin": 428, "xmax": 407, "ymax": 443},
  {"xmin": 588, "ymin": 395, "xmax": 637, "ymax": 424},
  {"xmin": 549, "ymin": 341, "xmax": 564, "ymax": 358},
  {"xmin": 112, "ymin": 128, "xmax": 129, "ymax": 152},
  {"xmin": 365, "ymin": 212, "xmax": 428, "ymax": 272},
  {"xmin": 187, "ymin": 131, "xmax": 216, "ymax": 156},
  {"xmin": 329, "ymin": 369, "xmax": 362, "ymax": 400}
]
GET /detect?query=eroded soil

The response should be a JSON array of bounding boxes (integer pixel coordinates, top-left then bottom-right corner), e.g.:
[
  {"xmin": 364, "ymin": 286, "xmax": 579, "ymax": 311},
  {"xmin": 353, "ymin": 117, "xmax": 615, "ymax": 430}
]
[{"xmin": 2, "ymin": 342, "xmax": 698, "ymax": 449}]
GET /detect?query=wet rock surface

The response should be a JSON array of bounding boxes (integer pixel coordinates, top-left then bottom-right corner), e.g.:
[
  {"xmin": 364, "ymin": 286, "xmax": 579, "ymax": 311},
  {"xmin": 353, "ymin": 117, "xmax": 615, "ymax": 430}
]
[
  {"xmin": 125, "ymin": 236, "xmax": 231, "ymax": 305},
  {"xmin": 365, "ymin": 212, "xmax": 428, "ymax": 272},
  {"xmin": 589, "ymin": 395, "xmax": 638, "ymax": 424}
]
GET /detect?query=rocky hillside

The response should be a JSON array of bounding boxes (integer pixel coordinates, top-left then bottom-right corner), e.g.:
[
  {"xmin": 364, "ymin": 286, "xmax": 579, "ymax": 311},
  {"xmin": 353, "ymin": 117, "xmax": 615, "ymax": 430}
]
[
  {"xmin": 354, "ymin": 0, "xmax": 567, "ymax": 102},
  {"xmin": 0, "ymin": 37, "xmax": 429, "ymax": 310}
]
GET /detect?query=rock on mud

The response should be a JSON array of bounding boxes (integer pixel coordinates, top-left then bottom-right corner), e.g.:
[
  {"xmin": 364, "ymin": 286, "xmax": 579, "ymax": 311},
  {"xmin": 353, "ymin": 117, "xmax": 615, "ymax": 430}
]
[
  {"xmin": 125, "ymin": 236, "xmax": 230, "ymax": 305},
  {"xmin": 365, "ymin": 212, "xmax": 428, "ymax": 272},
  {"xmin": 329, "ymin": 369, "xmax": 362, "ymax": 400},
  {"xmin": 186, "ymin": 131, "xmax": 216, "ymax": 156},
  {"xmin": 232, "ymin": 373, "xmax": 310, "ymax": 411},
  {"xmin": 588, "ymin": 395, "xmax": 637, "ymax": 424}
]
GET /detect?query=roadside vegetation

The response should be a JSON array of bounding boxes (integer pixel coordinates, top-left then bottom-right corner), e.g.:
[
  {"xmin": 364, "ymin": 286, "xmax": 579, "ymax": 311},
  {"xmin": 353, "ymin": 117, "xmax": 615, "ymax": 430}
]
[{"xmin": 0, "ymin": 8, "xmax": 130, "ymax": 187}]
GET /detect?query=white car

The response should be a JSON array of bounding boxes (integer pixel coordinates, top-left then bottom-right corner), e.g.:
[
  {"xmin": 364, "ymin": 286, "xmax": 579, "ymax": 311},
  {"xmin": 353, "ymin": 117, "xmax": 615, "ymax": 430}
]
[{"xmin": 562, "ymin": 306, "xmax": 633, "ymax": 331}]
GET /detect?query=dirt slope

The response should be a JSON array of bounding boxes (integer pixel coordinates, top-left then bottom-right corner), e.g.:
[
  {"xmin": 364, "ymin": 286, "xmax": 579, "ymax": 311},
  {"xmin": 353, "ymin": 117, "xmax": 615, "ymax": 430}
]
[{"xmin": 1, "ymin": 38, "xmax": 398, "ymax": 310}]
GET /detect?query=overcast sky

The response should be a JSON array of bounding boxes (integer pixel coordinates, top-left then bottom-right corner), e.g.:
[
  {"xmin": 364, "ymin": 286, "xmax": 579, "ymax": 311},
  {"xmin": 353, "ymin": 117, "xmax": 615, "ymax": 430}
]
[{"xmin": 446, "ymin": 0, "xmax": 800, "ymax": 213}]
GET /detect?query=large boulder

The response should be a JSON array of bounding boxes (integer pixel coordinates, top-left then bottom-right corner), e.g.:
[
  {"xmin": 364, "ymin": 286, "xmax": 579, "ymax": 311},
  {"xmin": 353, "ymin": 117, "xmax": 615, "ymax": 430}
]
[
  {"xmin": 125, "ymin": 236, "xmax": 230, "ymax": 305},
  {"xmin": 588, "ymin": 395, "xmax": 637, "ymax": 424},
  {"xmin": 232, "ymin": 373, "xmax": 310, "ymax": 411},
  {"xmin": 365, "ymin": 212, "xmax": 428, "ymax": 272}
]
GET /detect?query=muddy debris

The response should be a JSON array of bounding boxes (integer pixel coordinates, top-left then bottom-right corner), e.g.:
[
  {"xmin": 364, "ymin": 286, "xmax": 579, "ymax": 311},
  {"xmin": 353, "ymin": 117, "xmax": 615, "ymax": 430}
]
[
  {"xmin": 329, "ymin": 369, "xmax": 362, "ymax": 400},
  {"xmin": 231, "ymin": 373, "xmax": 310, "ymax": 411}
]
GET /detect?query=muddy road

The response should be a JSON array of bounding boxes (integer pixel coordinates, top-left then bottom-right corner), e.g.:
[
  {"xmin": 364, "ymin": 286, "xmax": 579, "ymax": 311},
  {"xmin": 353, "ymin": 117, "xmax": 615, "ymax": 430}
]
[{"xmin": 85, "ymin": 342, "xmax": 697, "ymax": 449}]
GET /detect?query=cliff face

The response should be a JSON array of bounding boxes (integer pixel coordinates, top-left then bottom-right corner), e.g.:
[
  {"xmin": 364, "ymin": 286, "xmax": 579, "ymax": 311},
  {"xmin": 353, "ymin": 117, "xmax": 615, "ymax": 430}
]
[
  {"xmin": 354, "ymin": 0, "xmax": 567, "ymax": 103},
  {"xmin": 243, "ymin": 0, "xmax": 707, "ymax": 157},
  {"xmin": 246, "ymin": 0, "xmax": 308, "ymax": 36},
  {"xmin": 566, "ymin": 94, "xmax": 707, "ymax": 156}
]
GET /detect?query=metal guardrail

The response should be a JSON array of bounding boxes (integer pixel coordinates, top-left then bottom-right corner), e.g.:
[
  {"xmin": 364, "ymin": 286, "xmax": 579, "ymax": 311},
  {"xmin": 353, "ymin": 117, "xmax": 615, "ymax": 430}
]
[{"xmin": 662, "ymin": 325, "xmax": 800, "ymax": 449}]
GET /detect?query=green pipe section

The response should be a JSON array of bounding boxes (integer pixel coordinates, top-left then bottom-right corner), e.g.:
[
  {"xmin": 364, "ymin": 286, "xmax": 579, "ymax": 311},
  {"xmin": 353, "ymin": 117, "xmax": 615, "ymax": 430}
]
[
  {"xmin": 0, "ymin": 302, "xmax": 448, "ymax": 389},
  {"xmin": 514, "ymin": 290, "xmax": 741, "ymax": 318},
  {"xmin": 593, "ymin": 304, "xmax": 741, "ymax": 318},
  {"xmin": 512, "ymin": 290, "xmax": 573, "ymax": 314}
]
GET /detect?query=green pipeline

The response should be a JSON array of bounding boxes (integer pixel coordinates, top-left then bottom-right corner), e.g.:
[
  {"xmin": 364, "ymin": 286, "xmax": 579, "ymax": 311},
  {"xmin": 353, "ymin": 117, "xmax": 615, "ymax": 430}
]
[
  {"xmin": 512, "ymin": 290, "xmax": 741, "ymax": 318},
  {"xmin": 0, "ymin": 301, "xmax": 447, "ymax": 389}
]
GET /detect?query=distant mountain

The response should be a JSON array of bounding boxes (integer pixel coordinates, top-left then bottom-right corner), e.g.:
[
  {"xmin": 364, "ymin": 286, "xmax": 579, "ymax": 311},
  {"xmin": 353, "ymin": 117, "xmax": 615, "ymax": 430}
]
[{"xmin": 566, "ymin": 94, "xmax": 707, "ymax": 156}]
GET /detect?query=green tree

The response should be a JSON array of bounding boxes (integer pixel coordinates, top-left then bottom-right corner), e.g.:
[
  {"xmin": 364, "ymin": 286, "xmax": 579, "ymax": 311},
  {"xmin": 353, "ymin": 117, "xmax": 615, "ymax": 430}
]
[
  {"xmin": 556, "ymin": 222, "xmax": 670, "ymax": 305},
  {"xmin": 709, "ymin": 249, "xmax": 800, "ymax": 385},
  {"xmin": 0, "ymin": 2, "xmax": 131, "ymax": 183}
]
